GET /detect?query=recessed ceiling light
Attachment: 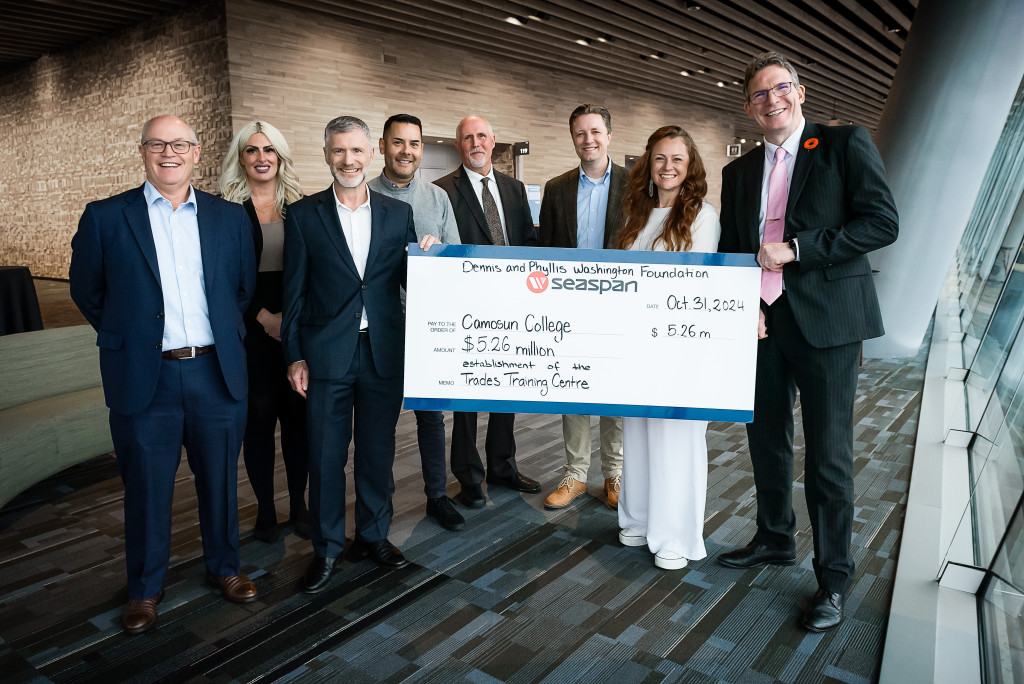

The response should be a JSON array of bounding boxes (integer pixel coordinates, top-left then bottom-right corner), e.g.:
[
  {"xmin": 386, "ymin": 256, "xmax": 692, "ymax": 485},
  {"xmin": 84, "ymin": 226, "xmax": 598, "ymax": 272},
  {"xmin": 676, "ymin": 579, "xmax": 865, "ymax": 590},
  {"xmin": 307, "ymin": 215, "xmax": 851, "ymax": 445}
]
[
  {"xmin": 755, "ymin": 141, "xmax": 762, "ymax": 146},
  {"xmin": 436, "ymin": 140, "xmax": 444, "ymax": 143},
  {"xmin": 680, "ymin": 70, "xmax": 690, "ymax": 76},
  {"xmin": 505, "ymin": 16, "xmax": 526, "ymax": 26},
  {"xmin": 529, "ymin": 11, "xmax": 549, "ymax": 21},
  {"xmin": 716, "ymin": 81, "xmax": 725, "ymax": 87},
  {"xmin": 597, "ymin": 36, "xmax": 607, "ymax": 43},
  {"xmin": 740, "ymin": 138, "xmax": 746, "ymax": 143},
  {"xmin": 575, "ymin": 38, "xmax": 591, "ymax": 46}
]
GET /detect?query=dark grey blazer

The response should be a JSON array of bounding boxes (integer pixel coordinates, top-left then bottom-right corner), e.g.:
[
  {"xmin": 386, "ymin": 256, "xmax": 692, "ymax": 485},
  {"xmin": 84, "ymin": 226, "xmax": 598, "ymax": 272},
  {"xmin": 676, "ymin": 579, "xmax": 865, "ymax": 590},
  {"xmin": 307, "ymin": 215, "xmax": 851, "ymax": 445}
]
[
  {"xmin": 537, "ymin": 161, "xmax": 628, "ymax": 249},
  {"xmin": 434, "ymin": 166, "xmax": 538, "ymax": 247},
  {"xmin": 718, "ymin": 121, "xmax": 899, "ymax": 348}
]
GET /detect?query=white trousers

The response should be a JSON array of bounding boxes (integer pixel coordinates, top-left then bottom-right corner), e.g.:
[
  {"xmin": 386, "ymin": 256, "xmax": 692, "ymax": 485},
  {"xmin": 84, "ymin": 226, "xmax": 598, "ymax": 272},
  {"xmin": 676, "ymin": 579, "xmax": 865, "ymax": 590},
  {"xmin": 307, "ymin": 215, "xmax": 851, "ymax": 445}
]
[{"xmin": 618, "ymin": 416, "xmax": 709, "ymax": 560}]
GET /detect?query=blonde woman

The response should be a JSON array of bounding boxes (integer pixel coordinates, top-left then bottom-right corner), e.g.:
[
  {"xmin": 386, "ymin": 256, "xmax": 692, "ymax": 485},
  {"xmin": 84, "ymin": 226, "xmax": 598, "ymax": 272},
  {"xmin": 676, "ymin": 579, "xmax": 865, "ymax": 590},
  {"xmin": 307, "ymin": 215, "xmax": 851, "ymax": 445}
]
[{"xmin": 220, "ymin": 121, "xmax": 307, "ymax": 542}]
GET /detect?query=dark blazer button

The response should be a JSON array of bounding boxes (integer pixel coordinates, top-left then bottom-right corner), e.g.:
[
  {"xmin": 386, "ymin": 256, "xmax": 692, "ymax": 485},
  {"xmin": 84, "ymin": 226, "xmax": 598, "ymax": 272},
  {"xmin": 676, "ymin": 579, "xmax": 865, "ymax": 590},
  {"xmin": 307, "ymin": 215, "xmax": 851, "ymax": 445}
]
[
  {"xmin": 354, "ymin": 313, "xmax": 361, "ymax": 319},
  {"xmin": 361, "ymin": 284, "xmax": 367, "ymax": 290}
]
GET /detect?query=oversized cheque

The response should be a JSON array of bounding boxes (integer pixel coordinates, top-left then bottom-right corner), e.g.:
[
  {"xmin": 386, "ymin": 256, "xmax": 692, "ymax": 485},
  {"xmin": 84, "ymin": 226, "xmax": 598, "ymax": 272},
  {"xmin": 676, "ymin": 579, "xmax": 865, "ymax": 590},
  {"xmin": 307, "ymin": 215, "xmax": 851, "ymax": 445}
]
[{"xmin": 404, "ymin": 245, "xmax": 760, "ymax": 422}]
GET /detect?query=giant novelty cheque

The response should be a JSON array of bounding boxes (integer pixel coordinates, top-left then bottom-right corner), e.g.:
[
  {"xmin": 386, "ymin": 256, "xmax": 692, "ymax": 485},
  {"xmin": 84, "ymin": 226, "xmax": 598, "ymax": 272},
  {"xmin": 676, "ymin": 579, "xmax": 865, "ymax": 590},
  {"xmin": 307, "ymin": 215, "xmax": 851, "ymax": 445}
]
[{"xmin": 404, "ymin": 245, "xmax": 761, "ymax": 422}]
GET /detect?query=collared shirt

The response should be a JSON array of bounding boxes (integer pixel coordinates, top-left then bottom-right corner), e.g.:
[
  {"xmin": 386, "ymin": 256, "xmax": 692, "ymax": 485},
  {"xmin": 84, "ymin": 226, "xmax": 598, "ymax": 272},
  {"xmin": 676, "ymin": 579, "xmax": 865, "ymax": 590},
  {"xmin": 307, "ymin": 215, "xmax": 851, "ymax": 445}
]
[
  {"xmin": 461, "ymin": 165, "xmax": 508, "ymax": 244},
  {"xmin": 144, "ymin": 180, "xmax": 214, "ymax": 350},
  {"xmin": 757, "ymin": 117, "xmax": 806, "ymax": 254},
  {"xmin": 335, "ymin": 186, "xmax": 372, "ymax": 329},
  {"xmin": 576, "ymin": 157, "xmax": 612, "ymax": 250}
]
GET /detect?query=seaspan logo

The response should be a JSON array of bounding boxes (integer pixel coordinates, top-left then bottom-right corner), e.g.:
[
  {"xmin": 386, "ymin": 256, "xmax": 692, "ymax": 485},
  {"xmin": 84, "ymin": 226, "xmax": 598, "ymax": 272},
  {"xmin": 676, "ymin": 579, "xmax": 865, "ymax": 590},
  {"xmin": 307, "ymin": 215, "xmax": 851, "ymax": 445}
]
[{"xmin": 526, "ymin": 271, "xmax": 549, "ymax": 293}]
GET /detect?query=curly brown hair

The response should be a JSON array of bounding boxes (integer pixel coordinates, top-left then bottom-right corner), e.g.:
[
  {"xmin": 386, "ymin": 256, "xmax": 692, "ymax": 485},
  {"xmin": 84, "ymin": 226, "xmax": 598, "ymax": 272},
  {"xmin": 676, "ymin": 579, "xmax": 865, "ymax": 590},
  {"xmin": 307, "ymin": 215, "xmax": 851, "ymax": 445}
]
[{"xmin": 616, "ymin": 125, "xmax": 707, "ymax": 252}]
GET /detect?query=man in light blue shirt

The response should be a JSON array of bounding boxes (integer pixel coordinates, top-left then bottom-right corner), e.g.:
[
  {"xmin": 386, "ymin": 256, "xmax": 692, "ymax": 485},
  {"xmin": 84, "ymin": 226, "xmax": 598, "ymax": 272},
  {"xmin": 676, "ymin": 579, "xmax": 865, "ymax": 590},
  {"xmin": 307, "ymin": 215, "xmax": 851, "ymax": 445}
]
[
  {"xmin": 70, "ymin": 115, "xmax": 257, "ymax": 634},
  {"xmin": 538, "ymin": 105, "xmax": 629, "ymax": 511}
]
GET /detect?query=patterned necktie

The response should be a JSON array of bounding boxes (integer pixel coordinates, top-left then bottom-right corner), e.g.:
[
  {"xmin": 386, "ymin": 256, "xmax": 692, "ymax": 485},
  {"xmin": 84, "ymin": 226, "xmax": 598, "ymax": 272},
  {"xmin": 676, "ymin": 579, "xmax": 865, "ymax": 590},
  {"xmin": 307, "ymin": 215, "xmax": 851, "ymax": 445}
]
[
  {"xmin": 480, "ymin": 178, "xmax": 506, "ymax": 246},
  {"xmin": 761, "ymin": 146, "xmax": 787, "ymax": 305}
]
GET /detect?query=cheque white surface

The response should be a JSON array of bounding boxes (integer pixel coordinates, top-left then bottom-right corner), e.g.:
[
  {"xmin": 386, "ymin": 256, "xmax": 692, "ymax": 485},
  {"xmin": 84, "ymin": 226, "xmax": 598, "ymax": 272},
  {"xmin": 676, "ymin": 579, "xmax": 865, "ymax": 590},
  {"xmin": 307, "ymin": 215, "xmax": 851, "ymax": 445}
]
[{"xmin": 404, "ymin": 245, "xmax": 760, "ymax": 422}]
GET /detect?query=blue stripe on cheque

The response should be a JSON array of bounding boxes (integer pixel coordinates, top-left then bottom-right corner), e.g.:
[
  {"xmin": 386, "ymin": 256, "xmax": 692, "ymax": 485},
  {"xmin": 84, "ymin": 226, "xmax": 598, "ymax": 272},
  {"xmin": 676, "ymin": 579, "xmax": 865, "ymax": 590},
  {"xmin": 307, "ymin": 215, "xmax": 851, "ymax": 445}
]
[{"xmin": 404, "ymin": 397, "xmax": 752, "ymax": 423}]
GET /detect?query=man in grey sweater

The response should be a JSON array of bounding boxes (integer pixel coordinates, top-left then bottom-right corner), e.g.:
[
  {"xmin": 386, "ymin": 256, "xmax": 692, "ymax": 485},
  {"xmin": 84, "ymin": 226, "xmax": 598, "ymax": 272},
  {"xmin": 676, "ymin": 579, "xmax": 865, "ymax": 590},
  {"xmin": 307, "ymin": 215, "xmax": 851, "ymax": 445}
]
[{"xmin": 368, "ymin": 113, "xmax": 464, "ymax": 532}]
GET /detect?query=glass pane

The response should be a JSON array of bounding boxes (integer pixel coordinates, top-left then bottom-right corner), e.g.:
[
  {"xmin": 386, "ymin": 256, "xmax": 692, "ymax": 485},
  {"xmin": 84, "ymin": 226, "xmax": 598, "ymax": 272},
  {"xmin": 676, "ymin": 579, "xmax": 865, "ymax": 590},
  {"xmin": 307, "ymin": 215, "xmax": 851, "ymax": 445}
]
[{"xmin": 980, "ymin": 575, "xmax": 1024, "ymax": 684}]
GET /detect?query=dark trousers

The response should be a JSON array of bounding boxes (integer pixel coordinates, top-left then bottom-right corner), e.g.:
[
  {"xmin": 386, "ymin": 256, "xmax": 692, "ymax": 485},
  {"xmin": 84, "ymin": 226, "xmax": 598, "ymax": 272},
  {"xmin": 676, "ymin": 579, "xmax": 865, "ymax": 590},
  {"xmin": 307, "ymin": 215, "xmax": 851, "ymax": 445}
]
[
  {"xmin": 243, "ymin": 331, "xmax": 308, "ymax": 526},
  {"xmin": 450, "ymin": 411, "xmax": 517, "ymax": 486},
  {"xmin": 109, "ymin": 352, "xmax": 246, "ymax": 600},
  {"xmin": 414, "ymin": 409, "xmax": 448, "ymax": 499},
  {"xmin": 747, "ymin": 294, "xmax": 860, "ymax": 594},
  {"xmin": 306, "ymin": 333, "xmax": 403, "ymax": 557}
]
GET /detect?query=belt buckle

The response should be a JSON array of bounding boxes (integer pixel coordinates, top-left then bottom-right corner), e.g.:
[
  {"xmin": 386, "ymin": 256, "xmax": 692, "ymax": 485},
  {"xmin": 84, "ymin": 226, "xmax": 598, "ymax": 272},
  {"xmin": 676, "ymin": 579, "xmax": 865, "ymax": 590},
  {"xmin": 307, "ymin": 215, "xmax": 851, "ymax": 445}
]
[{"xmin": 187, "ymin": 346, "xmax": 196, "ymax": 359}]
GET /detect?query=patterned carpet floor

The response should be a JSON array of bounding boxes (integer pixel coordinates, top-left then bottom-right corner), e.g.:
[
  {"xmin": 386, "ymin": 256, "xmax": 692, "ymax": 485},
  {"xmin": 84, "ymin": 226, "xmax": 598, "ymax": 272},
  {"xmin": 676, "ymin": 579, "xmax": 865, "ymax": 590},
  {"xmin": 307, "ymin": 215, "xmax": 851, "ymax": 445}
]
[{"xmin": 0, "ymin": 329, "xmax": 923, "ymax": 683}]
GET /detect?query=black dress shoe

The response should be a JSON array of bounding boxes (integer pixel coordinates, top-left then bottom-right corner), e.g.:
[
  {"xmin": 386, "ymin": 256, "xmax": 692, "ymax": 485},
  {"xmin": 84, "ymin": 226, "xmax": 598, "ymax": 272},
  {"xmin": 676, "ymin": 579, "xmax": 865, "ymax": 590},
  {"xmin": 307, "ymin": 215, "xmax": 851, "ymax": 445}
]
[
  {"xmin": 348, "ymin": 538, "xmax": 409, "ymax": 568},
  {"xmin": 288, "ymin": 506, "xmax": 311, "ymax": 539},
  {"xmin": 486, "ymin": 472, "xmax": 542, "ymax": 494},
  {"xmin": 801, "ymin": 589, "xmax": 844, "ymax": 632},
  {"xmin": 303, "ymin": 555, "xmax": 341, "ymax": 593},
  {"xmin": 457, "ymin": 484, "xmax": 486, "ymax": 508},
  {"xmin": 426, "ymin": 496, "xmax": 466, "ymax": 531},
  {"xmin": 253, "ymin": 522, "xmax": 279, "ymax": 543},
  {"xmin": 717, "ymin": 541, "xmax": 797, "ymax": 569}
]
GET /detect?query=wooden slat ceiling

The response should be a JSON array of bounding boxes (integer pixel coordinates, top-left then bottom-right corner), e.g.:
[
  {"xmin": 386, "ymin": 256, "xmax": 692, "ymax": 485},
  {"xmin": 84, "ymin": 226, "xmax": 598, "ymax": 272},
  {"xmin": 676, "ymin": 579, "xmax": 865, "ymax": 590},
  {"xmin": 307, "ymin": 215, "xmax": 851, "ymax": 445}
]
[{"xmin": 2, "ymin": 0, "xmax": 914, "ymax": 141}]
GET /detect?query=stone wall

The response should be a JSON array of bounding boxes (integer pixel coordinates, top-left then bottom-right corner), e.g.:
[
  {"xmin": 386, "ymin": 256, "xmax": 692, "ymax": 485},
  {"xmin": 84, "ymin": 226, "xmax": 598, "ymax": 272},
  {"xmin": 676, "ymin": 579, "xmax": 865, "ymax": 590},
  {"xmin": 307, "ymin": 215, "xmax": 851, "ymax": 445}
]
[{"xmin": 0, "ymin": 2, "xmax": 232, "ymax": 278}]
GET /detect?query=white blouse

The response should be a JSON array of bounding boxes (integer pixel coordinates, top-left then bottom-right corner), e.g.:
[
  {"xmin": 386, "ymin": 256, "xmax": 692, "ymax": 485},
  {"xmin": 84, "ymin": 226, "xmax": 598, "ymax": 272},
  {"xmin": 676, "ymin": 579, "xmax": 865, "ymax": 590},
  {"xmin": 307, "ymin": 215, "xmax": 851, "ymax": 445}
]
[{"xmin": 628, "ymin": 201, "xmax": 721, "ymax": 254}]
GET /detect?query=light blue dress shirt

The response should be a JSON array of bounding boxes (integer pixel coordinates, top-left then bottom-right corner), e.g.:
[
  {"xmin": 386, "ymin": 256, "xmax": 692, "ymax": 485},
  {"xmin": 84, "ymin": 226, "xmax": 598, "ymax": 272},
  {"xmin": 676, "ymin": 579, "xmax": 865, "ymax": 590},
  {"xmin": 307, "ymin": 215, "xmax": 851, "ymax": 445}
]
[
  {"xmin": 144, "ymin": 181, "xmax": 214, "ymax": 350},
  {"xmin": 576, "ymin": 159, "xmax": 612, "ymax": 249}
]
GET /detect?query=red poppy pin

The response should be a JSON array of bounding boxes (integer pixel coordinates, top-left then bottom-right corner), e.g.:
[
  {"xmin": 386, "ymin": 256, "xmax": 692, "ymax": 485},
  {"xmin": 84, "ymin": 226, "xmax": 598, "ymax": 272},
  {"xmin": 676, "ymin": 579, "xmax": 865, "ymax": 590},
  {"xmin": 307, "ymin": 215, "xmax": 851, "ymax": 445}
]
[{"xmin": 804, "ymin": 138, "xmax": 819, "ymax": 150}]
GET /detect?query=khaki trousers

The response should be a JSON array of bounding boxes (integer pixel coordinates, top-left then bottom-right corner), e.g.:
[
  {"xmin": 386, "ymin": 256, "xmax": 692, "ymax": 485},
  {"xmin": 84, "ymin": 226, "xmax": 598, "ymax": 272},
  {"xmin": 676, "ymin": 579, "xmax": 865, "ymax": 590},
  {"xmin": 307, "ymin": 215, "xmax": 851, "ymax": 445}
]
[{"xmin": 561, "ymin": 414, "xmax": 623, "ymax": 481}]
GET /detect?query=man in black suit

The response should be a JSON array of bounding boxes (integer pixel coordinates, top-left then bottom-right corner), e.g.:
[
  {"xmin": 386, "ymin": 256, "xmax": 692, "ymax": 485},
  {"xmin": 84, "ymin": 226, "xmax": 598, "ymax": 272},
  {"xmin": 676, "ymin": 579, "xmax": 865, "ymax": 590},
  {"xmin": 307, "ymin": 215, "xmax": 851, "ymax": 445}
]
[
  {"xmin": 716, "ymin": 52, "xmax": 898, "ymax": 632},
  {"xmin": 434, "ymin": 115, "xmax": 540, "ymax": 508},
  {"xmin": 282, "ymin": 115, "xmax": 437, "ymax": 593},
  {"xmin": 538, "ymin": 104, "xmax": 626, "ymax": 511},
  {"xmin": 70, "ymin": 115, "xmax": 258, "ymax": 633}
]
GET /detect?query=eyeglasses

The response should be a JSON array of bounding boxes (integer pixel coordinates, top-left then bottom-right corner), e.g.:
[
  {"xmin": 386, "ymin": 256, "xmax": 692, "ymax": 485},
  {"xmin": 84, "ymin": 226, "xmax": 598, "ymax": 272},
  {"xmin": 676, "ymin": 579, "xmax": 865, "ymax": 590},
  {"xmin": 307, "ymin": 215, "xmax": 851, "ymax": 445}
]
[
  {"xmin": 142, "ymin": 139, "xmax": 197, "ymax": 153},
  {"xmin": 748, "ymin": 82, "xmax": 794, "ymax": 105}
]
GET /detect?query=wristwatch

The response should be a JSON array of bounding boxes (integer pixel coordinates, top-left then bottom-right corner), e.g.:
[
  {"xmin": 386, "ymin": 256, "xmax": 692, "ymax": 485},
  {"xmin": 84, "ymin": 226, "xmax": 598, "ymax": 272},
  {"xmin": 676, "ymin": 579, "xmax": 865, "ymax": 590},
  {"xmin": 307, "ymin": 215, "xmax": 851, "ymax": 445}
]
[{"xmin": 788, "ymin": 237, "xmax": 799, "ymax": 260}]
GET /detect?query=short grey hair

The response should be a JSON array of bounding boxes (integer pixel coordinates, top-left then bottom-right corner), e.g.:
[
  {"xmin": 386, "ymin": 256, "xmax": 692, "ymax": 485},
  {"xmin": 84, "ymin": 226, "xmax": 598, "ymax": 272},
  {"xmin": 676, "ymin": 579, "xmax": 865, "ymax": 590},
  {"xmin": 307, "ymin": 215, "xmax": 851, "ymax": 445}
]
[
  {"xmin": 742, "ymin": 51, "xmax": 801, "ymax": 101},
  {"xmin": 140, "ymin": 115, "xmax": 198, "ymax": 144},
  {"xmin": 324, "ymin": 115, "xmax": 371, "ymax": 147}
]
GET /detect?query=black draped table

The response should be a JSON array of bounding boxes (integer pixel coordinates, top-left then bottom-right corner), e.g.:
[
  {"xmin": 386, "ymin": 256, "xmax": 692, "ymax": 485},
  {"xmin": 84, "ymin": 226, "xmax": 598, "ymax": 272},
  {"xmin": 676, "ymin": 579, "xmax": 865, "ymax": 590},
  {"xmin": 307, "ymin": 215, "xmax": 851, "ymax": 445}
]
[{"xmin": 0, "ymin": 266, "xmax": 44, "ymax": 335}]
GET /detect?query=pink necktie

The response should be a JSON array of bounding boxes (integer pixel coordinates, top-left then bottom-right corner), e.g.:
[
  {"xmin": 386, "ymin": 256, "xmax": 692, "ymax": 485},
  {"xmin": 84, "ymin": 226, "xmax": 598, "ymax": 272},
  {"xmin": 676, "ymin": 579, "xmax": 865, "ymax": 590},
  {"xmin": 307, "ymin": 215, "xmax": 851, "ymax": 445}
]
[{"xmin": 761, "ymin": 146, "xmax": 787, "ymax": 305}]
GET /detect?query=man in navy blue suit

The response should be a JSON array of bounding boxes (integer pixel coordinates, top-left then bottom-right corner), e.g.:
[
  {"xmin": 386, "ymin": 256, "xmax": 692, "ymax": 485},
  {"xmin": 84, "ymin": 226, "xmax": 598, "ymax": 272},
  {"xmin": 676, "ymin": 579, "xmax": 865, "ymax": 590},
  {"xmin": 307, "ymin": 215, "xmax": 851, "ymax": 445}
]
[
  {"xmin": 70, "ymin": 115, "xmax": 258, "ymax": 634},
  {"xmin": 282, "ymin": 116, "xmax": 437, "ymax": 593}
]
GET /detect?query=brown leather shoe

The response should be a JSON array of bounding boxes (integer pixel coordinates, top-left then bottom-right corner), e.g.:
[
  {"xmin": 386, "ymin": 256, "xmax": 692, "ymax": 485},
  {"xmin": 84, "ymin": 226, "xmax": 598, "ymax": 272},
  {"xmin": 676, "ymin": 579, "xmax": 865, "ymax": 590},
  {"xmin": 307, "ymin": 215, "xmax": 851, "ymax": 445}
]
[
  {"xmin": 206, "ymin": 572, "xmax": 258, "ymax": 604},
  {"xmin": 604, "ymin": 475, "xmax": 621, "ymax": 509},
  {"xmin": 543, "ymin": 476, "xmax": 587, "ymax": 509},
  {"xmin": 123, "ymin": 590, "xmax": 163, "ymax": 634}
]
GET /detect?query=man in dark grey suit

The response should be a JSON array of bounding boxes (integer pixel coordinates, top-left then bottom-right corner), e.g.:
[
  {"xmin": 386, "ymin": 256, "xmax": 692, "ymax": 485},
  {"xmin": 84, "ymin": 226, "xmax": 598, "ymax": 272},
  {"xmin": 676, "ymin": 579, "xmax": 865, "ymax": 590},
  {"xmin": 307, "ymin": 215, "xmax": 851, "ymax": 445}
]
[
  {"xmin": 538, "ymin": 104, "xmax": 626, "ymax": 512},
  {"xmin": 282, "ymin": 115, "xmax": 437, "ymax": 593},
  {"xmin": 717, "ymin": 52, "xmax": 898, "ymax": 632},
  {"xmin": 434, "ymin": 115, "xmax": 540, "ymax": 509}
]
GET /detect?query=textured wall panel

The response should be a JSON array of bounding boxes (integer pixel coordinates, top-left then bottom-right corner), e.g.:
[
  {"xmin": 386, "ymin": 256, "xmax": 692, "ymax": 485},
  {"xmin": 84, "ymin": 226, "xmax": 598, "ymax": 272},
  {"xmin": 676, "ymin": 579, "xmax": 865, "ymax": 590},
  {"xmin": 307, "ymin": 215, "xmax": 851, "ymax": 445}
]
[
  {"xmin": 0, "ymin": 3, "xmax": 231, "ymax": 279},
  {"xmin": 224, "ymin": 0, "xmax": 736, "ymax": 211}
]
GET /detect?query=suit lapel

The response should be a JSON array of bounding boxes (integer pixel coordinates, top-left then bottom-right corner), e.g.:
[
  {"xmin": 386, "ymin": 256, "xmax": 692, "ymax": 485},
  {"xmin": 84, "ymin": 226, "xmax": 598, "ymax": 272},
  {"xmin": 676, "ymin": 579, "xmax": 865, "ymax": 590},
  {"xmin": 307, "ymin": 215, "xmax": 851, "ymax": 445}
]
[
  {"xmin": 196, "ymin": 191, "xmax": 220, "ymax": 295},
  {"xmin": 495, "ymin": 172, "xmax": 521, "ymax": 241},
  {"xmin": 315, "ymin": 187, "xmax": 360, "ymax": 277},
  {"xmin": 123, "ymin": 185, "xmax": 161, "ymax": 284},
  {"xmin": 741, "ymin": 150, "xmax": 764, "ymax": 249},
  {"xmin": 562, "ymin": 169, "xmax": 580, "ymax": 248},
  {"xmin": 364, "ymin": 191, "xmax": 386, "ymax": 274},
  {"xmin": 455, "ymin": 167, "xmax": 491, "ymax": 243},
  {"xmin": 605, "ymin": 163, "xmax": 626, "ymax": 248},
  {"xmin": 788, "ymin": 121, "xmax": 819, "ymax": 217}
]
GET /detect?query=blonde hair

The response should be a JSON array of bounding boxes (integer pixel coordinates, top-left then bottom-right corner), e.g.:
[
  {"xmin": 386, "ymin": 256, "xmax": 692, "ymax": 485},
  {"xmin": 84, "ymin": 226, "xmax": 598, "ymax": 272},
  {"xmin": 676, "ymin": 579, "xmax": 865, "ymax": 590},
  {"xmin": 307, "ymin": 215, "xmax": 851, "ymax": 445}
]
[{"xmin": 220, "ymin": 120, "xmax": 302, "ymax": 215}]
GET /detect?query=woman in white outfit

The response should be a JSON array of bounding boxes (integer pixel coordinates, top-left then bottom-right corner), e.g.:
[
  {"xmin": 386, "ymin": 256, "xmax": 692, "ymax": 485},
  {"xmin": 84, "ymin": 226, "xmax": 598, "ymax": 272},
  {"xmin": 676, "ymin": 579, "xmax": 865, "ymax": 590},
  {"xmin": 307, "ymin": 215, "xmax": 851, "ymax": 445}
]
[{"xmin": 615, "ymin": 125, "xmax": 721, "ymax": 570}]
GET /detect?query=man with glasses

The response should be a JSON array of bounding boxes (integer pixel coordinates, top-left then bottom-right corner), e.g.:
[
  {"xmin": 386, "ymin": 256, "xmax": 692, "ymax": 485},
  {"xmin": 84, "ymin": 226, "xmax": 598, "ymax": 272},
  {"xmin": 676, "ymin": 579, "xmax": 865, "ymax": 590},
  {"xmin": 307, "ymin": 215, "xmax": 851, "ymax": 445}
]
[
  {"xmin": 717, "ymin": 52, "xmax": 898, "ymax": 632},
  {"xmin": 70, "ymin": 115, "xmax": 258, "ymax": 633}
]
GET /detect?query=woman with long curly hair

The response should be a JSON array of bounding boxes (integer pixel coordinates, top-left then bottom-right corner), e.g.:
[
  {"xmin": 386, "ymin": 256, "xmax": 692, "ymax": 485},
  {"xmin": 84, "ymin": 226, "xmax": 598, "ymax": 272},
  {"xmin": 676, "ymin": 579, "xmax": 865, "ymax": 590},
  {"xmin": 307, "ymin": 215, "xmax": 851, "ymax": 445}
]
[
  {"xmin": 615, "ymin": 125, "xmax": 721, "ymax": 570},
  {"xmin": 220, "ymin": 121, "xmax": 308, "ymax": 542}
]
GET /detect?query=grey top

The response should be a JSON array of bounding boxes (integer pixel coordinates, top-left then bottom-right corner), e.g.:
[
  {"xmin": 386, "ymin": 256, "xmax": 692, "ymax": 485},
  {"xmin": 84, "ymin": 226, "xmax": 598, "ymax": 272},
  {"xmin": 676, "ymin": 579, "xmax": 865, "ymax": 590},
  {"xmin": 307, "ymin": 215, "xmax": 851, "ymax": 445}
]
[
  {"xmin": 259, "ymin": 219, "xmax": 284, "ymax": 272},
  {"xmin": 368, "ymin": 172, "xmax": 462, "ymax": 246}
]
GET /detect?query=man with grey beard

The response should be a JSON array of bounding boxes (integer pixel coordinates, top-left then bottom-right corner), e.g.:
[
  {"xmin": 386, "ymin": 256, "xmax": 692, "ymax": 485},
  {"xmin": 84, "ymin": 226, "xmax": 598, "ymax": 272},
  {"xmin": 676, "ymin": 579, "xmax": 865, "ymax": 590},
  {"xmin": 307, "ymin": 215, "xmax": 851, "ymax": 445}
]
[
  {"xmin": 434, "ymin": 115, "xmax": 539, "ymax": 510},
  {"xmin": 281, "ymin": 115, "xmax": 437, "ymax": 593}
]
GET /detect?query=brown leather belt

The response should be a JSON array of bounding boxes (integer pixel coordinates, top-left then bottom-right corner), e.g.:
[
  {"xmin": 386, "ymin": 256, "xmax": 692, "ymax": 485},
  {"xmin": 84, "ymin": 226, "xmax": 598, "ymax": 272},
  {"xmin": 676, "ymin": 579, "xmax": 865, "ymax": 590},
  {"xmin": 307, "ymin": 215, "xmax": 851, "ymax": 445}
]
[{"xmin": 161, "ymin": 344, "xmax": 215, "ymax": 360}]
